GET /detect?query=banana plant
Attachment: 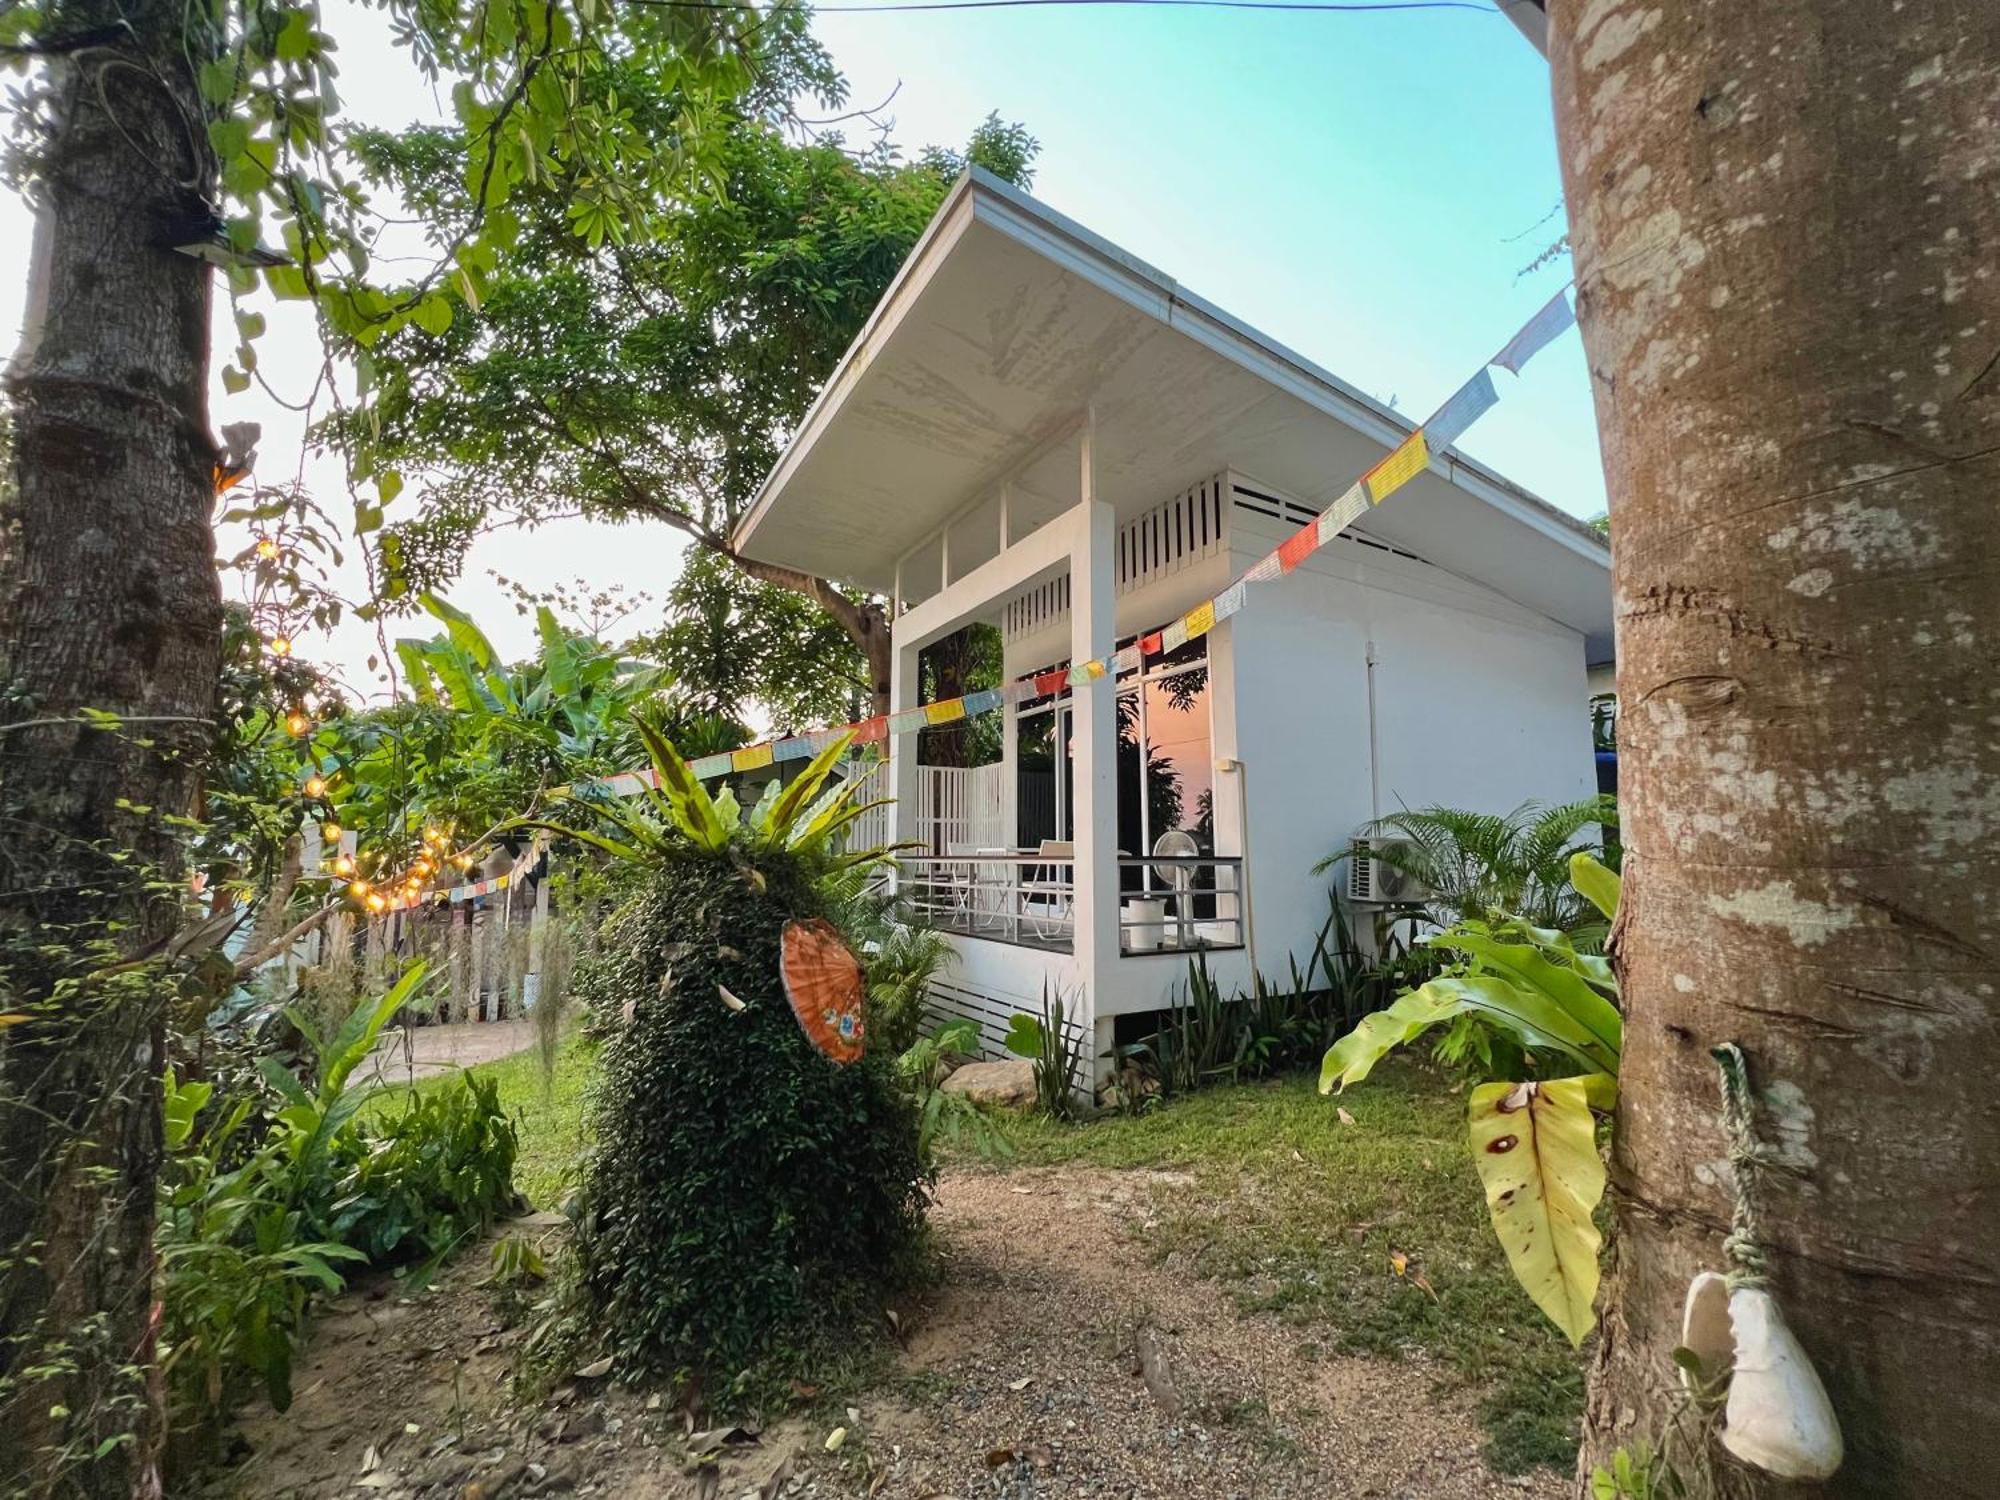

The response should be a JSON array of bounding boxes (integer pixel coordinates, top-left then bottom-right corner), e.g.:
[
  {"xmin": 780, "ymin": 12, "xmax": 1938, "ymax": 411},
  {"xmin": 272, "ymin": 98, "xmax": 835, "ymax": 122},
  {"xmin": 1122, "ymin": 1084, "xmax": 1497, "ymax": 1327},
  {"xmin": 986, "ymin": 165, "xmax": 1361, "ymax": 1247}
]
[
  {"xmin": 397, "ymin": 593, "xmax": 663, "ymax": 762},
  {"xmin": 515, "ymin": 714, "xmax": 895, "ymax": 869},
  {"xmin": 1321, "ymin": 851, "xmax": 1621, "ymax": 1345}
]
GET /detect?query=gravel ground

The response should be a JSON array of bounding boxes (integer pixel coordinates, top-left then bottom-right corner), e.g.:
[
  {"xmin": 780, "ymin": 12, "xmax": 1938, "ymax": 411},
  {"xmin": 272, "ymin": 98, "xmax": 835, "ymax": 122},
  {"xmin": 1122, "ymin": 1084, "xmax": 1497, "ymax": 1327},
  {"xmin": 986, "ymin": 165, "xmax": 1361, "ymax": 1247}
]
[{"xmin": 212, "ymin": 1166, "xmax": 1564, "ymax": 1500}]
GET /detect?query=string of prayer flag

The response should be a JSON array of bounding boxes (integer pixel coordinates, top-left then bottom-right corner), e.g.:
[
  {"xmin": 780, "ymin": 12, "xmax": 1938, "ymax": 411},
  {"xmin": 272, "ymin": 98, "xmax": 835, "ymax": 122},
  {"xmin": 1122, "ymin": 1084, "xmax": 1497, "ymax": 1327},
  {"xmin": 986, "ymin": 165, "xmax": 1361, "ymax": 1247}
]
[{"xmin": 651, "ymin": 292, "xmax": 1573, "ymax": 781}]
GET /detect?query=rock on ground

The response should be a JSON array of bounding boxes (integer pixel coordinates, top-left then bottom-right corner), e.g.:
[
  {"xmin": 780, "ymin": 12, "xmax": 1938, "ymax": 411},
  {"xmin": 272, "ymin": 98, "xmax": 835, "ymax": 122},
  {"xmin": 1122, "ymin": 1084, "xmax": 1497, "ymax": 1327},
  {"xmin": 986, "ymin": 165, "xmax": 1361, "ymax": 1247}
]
[{"xmin": 939, "ymin": 1059, "xmax": 1037, "ymax": 1110}]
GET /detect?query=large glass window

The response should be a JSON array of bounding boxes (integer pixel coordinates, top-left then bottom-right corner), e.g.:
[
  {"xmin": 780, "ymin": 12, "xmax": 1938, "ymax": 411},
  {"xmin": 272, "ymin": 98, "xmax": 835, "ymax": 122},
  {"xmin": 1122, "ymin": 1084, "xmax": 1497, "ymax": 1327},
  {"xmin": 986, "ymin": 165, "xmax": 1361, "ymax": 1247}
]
[{"xmin": 1013, "ymin": 637, "xmax": 1212, "ymax": 880}]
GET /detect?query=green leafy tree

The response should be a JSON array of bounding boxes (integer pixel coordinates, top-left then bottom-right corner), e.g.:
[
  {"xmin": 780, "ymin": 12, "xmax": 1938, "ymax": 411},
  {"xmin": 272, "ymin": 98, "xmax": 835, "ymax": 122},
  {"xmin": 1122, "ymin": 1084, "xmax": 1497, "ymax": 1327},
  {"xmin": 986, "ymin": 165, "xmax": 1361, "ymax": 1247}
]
[
  {"xmin": 0, "ymin": 0, "xmax": 807, "ymax": 1482},
  {"xmin": 630, "ymin": 548, "xmax": 868, "ymax": 731},
  {"xmin": 342, "ymin": 112, "xmax": 1038, "ymax": 716}
]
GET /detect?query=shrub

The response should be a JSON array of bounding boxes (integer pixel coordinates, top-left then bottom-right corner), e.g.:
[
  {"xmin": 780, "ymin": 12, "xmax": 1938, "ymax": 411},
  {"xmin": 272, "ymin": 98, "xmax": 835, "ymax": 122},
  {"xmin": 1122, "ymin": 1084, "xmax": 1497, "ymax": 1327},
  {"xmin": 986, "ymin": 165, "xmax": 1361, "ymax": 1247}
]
[
  {"xmin": 158, "ymin": 969, "xmax": 518, "ymax": 1464},
  {"xmin": 866, "ymin": 921, "xmax": 955, "ymax": 1057},
  {"xmin": 567, "ymin": 846, "xmax": 931, "ymax": 1398}
]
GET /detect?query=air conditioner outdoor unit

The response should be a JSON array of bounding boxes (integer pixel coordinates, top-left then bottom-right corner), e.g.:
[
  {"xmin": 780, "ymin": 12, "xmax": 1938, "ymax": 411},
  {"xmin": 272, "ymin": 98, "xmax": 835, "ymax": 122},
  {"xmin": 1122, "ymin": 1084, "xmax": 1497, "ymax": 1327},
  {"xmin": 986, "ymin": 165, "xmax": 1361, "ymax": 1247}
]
[{"xmin": 1346, "ymin": 835, "xmax": 1429, "ymax": 906}]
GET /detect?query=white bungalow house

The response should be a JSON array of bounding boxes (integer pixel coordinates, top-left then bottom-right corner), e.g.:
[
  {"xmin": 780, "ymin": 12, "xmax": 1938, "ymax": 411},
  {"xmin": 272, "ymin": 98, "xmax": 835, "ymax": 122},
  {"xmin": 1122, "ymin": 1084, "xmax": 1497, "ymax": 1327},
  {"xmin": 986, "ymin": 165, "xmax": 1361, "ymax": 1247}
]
[{"xmin": 731, "ymin": 169, "xmax": 1613, "ymax": 1080}]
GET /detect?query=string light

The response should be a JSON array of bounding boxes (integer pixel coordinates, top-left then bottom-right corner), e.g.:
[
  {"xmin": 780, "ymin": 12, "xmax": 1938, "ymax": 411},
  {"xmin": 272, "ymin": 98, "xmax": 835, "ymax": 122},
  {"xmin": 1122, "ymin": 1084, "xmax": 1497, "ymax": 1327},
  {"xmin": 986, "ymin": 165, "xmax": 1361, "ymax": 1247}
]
[
  {"xmin": 320, "ymin": 822, "xmax": 343, "ymax": 844},
  {"xmin": 269, "ymin": 634, "xmax": 294, "ymax": 658},
  {"xmin": 366, "ymin": 891, "xmax": 388, "ymax": 914},
  {"xmin": 332, "ymin": 854, "xmax": 356, "ymax": 877},
  {"xmin": 303, "ymin": 774, "xmax": 327, "ymax": 798},
  {"xmin": 285, "ymin": 710, "xmax": 311, "ymax": 737},
  {"xmin": 255, "ymin": 537, "xmax": 281, "ymax": 561}
]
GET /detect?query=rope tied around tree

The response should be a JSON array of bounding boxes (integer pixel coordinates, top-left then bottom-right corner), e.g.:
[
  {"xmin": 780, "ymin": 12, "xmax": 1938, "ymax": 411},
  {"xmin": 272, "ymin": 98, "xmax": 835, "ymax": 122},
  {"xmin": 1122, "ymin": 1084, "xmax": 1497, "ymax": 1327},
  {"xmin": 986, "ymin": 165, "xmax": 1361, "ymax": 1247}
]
[{"xmin": 1711, "ymin": 1042, "xmax": 1771, "ymax": 1290}]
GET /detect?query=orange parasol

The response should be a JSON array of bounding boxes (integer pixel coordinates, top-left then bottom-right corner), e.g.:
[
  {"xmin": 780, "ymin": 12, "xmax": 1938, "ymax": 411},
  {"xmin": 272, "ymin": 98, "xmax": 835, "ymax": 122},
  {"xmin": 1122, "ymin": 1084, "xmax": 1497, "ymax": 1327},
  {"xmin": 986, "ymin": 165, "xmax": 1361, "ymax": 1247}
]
[{"xmin": 779, "ymin": 918, "xmax": 867, "ymax": 1065}]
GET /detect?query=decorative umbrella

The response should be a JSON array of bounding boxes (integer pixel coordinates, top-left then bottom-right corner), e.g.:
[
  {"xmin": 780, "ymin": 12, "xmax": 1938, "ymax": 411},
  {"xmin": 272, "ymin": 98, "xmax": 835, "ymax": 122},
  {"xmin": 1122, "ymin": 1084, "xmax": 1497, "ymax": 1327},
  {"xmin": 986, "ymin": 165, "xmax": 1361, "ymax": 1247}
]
[{"xmin": 780, "ymin": 917, "xmax": 867, "ymax": 1064}]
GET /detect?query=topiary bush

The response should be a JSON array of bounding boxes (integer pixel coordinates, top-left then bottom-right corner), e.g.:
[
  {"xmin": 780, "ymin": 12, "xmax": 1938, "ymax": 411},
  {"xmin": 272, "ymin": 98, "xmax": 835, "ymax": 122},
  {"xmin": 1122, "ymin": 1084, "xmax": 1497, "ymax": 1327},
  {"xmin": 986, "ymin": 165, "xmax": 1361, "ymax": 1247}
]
[{"xmin": 564, "ymin": 829, "xmax": 931, "ymax": 1399}]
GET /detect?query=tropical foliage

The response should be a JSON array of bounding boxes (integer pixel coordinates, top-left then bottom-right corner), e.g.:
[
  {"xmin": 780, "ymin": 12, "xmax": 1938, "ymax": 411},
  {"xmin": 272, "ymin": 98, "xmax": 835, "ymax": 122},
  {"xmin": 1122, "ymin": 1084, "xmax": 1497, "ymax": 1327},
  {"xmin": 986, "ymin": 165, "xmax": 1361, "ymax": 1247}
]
[
  {"xmin": 1318, "ymin": 796, "xmax": 1619, "ymax": 937},
  {"xmin": 548, "ymin": 724, "xmax": 929, "ymax": 1399},
  {"xmin": 898, "ymin": 1019, "xmax": 1014, "ymax": 1162},
  {"xmin": 1004, "ymin": 988, "xmax": 1086, "ymax": 1121},
  {"xmin": 1321, "ymin": 853, "xmax": 1623, "ymax": 1346},
  {"xmin": 335, "ymin": 97, "xmax": 1037, "ymax": 715},
  {"xmin": 159, "ymin": 965, "xmax": 516, "ymax": 1459}
]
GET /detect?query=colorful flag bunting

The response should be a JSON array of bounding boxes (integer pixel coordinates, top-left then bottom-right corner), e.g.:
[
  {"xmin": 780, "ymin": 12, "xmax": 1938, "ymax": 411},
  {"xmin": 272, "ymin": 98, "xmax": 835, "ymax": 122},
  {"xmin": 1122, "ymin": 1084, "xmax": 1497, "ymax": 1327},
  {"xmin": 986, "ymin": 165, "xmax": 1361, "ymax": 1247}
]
[
  {"xmin": 1423, "ymin": 367, "xmax": 1498, "ymax": 450},
  {"xmin": 1493, "ymin": 291, "xmax": 1574, "ymax": 375},
  {"xmin": 1362, "ymin": 431, "xmax": 1430, "ymax": 504},
  {"xmin": 1278, "ymin": 522, "xmax": 1319, "ymax": 574},
  {"xmin": 612, "ymin": 294, "xmax": 1565, "ymax": 787},
  {"xmin": 1316, "ymin": 484, "xmax": 1368, "ymax": 545}
]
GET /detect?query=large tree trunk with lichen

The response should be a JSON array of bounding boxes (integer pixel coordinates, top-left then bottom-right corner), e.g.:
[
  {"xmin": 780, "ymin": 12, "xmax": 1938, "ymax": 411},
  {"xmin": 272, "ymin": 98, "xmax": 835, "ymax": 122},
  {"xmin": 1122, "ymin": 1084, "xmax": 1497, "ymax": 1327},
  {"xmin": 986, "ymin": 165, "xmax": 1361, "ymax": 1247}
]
[
  {"xmin": 0, "ymin": 0, "xmax": 222, "ymax": 1493},
  {"xmin": 1551, "ymin": 1, "xmax": 1999, "ymax": 1493}
]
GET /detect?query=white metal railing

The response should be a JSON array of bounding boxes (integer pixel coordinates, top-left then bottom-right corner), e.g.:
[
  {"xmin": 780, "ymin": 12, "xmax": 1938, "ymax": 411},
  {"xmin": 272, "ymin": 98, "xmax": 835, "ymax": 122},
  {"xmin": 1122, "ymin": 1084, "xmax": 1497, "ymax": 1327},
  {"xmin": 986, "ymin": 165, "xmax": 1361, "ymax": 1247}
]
[
  {"xmin": 897, "ymin": 852, "xmax": 1245, "ymax": 955},
  {"xmin": 840, "ymin": 761, "xmax": 1004, "ymax": 856}
]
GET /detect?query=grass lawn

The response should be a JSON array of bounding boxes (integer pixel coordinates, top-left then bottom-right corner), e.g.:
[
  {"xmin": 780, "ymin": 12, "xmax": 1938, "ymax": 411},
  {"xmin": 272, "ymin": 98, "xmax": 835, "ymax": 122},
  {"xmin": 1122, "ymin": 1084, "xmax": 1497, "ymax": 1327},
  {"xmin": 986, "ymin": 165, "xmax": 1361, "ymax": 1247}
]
[
  {"xmin": 429, "ymin": 1033, "xmax": 1583, "ymax": 1474},
  {"xmin": 989, "ymin": 1060, "xmax": 1585, "ymax": 1473}
]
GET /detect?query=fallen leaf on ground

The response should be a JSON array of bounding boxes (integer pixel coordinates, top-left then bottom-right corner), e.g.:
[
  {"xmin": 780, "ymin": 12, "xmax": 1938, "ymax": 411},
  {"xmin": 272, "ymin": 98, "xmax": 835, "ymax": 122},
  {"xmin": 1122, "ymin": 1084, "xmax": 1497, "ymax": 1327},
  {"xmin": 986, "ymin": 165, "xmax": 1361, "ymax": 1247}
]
[
  {"xmin": 1412, "ymin": 1271, "xmax": 1440, "ymax": 1302},
  {"xmin": 1008, "ymin": 1377, "xmax": 1032, "ymax": 1392},
  {"xmin": 573, "ymin": 1355, "xmax": 613, "ymax": 1379},
  {"xmin": 1389, "ymin": 1251, "xmax": 1410, "ymax": 1276},
  {"xmin": 687, "ymin": 1425, "xmax": 758, "ymax": 1456},
  {"xmin": 984, "ymin": 1448, "xmax": 1016, "ymax": 1468},
  {"xmin": 1337, "ymin": 1106, "xmax": 1356, "ymax": 1126},
  {"xmin": 825, "ymin": 1427, "xmax": 848, "ymax": 1453}
]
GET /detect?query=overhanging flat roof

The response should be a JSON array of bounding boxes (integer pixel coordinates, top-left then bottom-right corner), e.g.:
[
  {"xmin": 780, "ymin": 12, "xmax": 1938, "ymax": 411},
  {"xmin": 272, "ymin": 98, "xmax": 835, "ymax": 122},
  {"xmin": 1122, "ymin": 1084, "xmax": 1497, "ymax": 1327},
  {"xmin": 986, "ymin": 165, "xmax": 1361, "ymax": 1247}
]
[{"xmin": 734, "ymin": 168, "xmax": 1613, "ymax": 661}]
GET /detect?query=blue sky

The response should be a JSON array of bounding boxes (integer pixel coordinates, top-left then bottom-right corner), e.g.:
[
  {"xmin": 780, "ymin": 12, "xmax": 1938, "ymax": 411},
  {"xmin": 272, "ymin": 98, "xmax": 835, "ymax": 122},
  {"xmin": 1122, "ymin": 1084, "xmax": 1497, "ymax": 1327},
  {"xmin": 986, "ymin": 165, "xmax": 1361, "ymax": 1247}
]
[
  {"xmin": 0, "ymin": 1, "xmax": 1598, "ymax": 689},
  {"xmin": 814, "ymin": 1, "xmax": 1601, "ymax": 510}
]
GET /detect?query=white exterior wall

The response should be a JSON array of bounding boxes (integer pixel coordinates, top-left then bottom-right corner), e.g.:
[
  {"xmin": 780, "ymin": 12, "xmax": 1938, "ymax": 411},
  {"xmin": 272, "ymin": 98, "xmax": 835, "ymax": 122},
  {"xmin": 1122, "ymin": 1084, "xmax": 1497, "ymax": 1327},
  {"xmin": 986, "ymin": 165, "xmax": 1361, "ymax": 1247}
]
[
  {"xmin": 907, "ymin": 469, "xmax": 1596, "ymax": 1061},
  {"xmin": 1221, "ymin": 485, "xmax": 1597, "ymax": 979}
]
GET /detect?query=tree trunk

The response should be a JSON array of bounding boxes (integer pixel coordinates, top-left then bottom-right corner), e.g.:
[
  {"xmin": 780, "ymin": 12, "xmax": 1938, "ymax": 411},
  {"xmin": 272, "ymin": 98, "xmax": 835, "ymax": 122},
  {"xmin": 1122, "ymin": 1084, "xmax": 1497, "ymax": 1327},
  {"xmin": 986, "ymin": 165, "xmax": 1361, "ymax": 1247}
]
[
  {"xmin": 0, "ymin": 0, "xmax": 222, "ymax": 1492},
  {"xmin": 1551, "ymin": 1, "xmax": 1999, "ymax": 1493}
]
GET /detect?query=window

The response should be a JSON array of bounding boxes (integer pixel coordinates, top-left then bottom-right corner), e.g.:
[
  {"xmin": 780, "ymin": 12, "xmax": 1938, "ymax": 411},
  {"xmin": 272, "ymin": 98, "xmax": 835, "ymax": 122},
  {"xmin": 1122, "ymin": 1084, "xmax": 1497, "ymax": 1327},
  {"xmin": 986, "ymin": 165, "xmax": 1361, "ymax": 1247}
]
[{"xmin": 1013, "ymin": 636, "xmax": 1212, "ymax": 881}]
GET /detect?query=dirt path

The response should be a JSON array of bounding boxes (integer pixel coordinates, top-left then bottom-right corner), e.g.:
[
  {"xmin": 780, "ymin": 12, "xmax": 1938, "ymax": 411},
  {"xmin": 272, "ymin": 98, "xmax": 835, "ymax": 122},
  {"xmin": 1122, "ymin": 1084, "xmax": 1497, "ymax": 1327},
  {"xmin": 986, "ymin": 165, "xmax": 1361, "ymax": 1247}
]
[
  {"xmin": 210, "ymin": 1167, "xmax": 1562, "ymax": 1500},
  {"xmin": 358, "ymin": 1020, "xmax": 538, "ymax": 1088}
]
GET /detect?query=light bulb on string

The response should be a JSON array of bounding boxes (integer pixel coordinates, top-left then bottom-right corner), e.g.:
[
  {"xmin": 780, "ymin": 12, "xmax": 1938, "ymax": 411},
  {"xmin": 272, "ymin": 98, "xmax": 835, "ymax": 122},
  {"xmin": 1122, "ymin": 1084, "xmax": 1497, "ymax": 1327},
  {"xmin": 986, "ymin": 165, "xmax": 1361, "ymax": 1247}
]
[
  {"xmin": 255, "ymin": 537, "xmax": 281, "ymax": 562},
  {"xmin": 366, "ymin": 891, "xmax": 388, "ymax": 914},
  {"xmin": 303, "ymin": 774, "xmax": 327, "ymax": 799},
  {"xmin": 285, "ymin": 710, "xmax": 311, "ymax": 737},
  {"xmin": 320, "ymin": 822, "xmax": 343, "ymax": 844},
  {"xmin": 269, "ymin": 634, "xmax": 294, "ymax": 658},
  {"xmin": 332, "ymin": 854, "xmax": 356, "ymax": 877}
]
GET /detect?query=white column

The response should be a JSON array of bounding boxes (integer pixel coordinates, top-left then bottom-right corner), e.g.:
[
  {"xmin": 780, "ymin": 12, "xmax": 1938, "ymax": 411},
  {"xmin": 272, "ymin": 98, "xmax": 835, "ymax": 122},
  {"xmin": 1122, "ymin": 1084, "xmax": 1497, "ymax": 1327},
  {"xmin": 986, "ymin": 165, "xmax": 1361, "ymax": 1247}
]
[
  {"xmin": 887, "ymin": 626, "xmax": 924, "ymax": 862},
  {"xmin": 1068, "ymin": 419, "xmax": 1119, "ymax": 1089}
]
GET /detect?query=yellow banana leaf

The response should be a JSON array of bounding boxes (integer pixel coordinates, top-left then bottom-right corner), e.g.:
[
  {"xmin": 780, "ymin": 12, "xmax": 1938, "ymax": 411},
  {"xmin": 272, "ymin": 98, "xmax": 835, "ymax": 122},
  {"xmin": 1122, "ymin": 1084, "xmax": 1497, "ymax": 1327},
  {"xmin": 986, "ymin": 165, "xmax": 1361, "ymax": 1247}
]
[{"xmin": 1467, "ymin": 1075, "xmax": 1607, "ymax": 1346}]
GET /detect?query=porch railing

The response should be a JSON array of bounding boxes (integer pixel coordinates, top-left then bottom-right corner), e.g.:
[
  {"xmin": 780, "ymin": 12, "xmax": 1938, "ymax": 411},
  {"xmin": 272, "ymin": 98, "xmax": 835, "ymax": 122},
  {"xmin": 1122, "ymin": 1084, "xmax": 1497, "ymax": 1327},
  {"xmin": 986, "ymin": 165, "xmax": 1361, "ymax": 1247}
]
[{"xmin": 896, "ymin": 852, "xmax": 1245, "ymax": 956}]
